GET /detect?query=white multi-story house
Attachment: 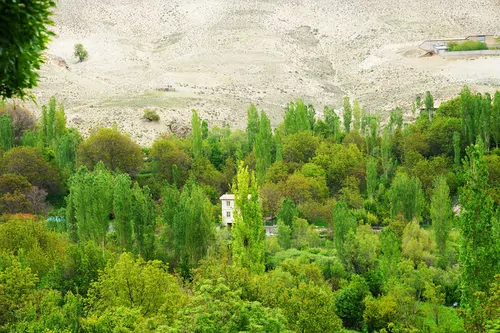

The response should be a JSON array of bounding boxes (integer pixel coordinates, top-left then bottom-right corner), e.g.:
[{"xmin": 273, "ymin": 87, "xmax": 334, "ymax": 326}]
[{"xmin": 220, "ymin": 193, "xmax": 235, "ymax": 226}]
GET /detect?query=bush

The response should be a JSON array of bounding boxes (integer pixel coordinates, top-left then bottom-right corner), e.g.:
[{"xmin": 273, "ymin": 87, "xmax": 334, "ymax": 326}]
[
  {"xmin": 74, "ymin": 43, "xmax": 88, "ymax": 62},
  {"xmin": 447, "ymin": 40, "xmax": 488, "ymax": 52},
  {"xmin": 142, "ymin": 109, "xmax": 160, "ymax": 122}
]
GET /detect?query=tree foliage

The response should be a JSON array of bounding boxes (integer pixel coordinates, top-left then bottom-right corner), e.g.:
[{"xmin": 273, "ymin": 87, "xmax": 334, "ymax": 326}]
[{"xmin": 0, "ymin": 0, "xmax": 56, "ymax": 99}]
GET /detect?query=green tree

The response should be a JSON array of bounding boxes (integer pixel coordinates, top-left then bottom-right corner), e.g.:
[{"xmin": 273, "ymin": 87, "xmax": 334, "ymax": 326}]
[
  {"xmin": 191, "ymin": 109, "xmax": 203, "ymax": 160},
  {"xmin": 131, "ymin": 183, "xmax": 156, "ymax": 260},
  {"xmin": 86, "ymin": 252, "xmax": 184, "ymax": 318},
  {"xmin": 172, "ymin": 279, "xmax": 289, "ymax": 332},
  {"xmin": 73, "ymin": 43, "xmax": 88, "ymax": 62},
  {"xmin": 246, "ymin": 104, "xmax": 260, "ymax": 150},
  {"xmin": 324, "ymin": 106, "xmax": 342, "ymax": 142},
  {"xmin": 459, "ymin": 142, "xmax": 500, "ymax": 331},
  {"xmin": 381, "ymin": 128, "xmax": 396, "ymax": 182},
  {"xmin": 277, "ymin": 198, "xmax": 298, "ymax": 227},
  {"xmin": 0, "ymin": 114, "xmax": 13, "ymax": 151},
  {"xmin": 3, "ymin": 146, "xmax": 62, "ymax": 195},
  {"xmin": 366, "ymin": 157, "xmax": 378, "ymax": 201},
  {"xmin": 492, "ymin": 91, "xmax": 500, "ymax": 148},
  {"xmin": 335, "ymin": 275, "xmax": 370, "ymax": 330},
  {"xmin": 150, "ymin": 135, "xmax": 192, "ymax": 186},
  {"xmin": 430, "ymin": 176, "xmax": 452, "ymax": 266},
  {"xmin": 0, "ymin": 259, "xmax": 38, "ymax": 326},
  {"xmin": 77, "ymin": 127, "xmax": 144, "ymax": 175},
  {"xmin": 454, "ymin": 131, "xmax": 461, "ymax": 169},
  {"xmin": 0, "ymin": 0, "xmax": 56, "ymax": 99},
  {"xmin": 68, "ymin": 164, "xmax": 114, "ymax": 247},
  {"xmin": 284, "ymin": 99, "xmax": 310, "ymax": 135},
  {"xmin": 254, "ymin": 111, "xmax": 273, "ymax": 185},
  {"xmin": 389, "ymin": 172, "xmax": 424, "ymax": 222},
  {"xmin": 180, "ymin": 181, "xmax": 215, "ymax": 267},
  {"xmin": 332, "ymin": 202, "xmax": 357, "ymax": 262},
  {"xmin": 425, "ymin": 91, "xmax": 435, "ymax": 112},
  {"xmin": 343, "ymin": 96, "xmax": 352, "ymax": 133},
  {"xmin": 113, "ymin": 174, "xmax": 133, "ymax": 252},
  {"xmin": 232, "ymin": 164, "xmax": 266, "ymax": 274},
  {"xmin": 353, "ymin": 99, "xmax": 363, "ymax": 132}
]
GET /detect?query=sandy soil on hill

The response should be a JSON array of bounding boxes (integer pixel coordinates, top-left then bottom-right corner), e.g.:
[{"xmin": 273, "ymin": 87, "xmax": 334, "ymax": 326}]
[{"xmin": 29, "ymin": 0, "xmax": 500, "ymax": 145}]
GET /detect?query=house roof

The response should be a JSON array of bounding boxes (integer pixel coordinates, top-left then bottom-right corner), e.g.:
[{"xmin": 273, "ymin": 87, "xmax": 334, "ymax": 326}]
[{"xmin": 220, "ymin": 194, "xmax": 235, "ymax": 200}]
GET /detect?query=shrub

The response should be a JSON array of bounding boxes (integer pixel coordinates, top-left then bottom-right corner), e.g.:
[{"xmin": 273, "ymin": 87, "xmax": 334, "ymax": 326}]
[
  {"xmin": 142, "ymin": 109, "xmax": 160, "ymax": 122},
  {"xmin": 447, "ymin": 40, "xmax": 488, "ymax": 52},
  {"xmin": 74, "ymin": 43, "xmax": 88, "ymax": 62}
]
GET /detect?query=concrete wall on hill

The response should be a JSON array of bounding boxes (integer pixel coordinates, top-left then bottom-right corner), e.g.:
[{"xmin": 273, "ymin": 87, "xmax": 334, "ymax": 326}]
[{"xmin": 444, "ymin": 50, "xmax": 500, "ymax": 56}]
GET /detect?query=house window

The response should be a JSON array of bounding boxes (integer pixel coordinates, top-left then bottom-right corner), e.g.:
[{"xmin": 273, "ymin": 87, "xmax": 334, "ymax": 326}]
[
  {"xmin": 478, "ymin": 36, "xmax": 486, "ymax": 42},
  {"xmin": 226, "ymin": 211, "xmax": 231, "ymax": 217},
  {"xmin": 226, "ymin": 200, "xmax": 231, "ymax": 207}
]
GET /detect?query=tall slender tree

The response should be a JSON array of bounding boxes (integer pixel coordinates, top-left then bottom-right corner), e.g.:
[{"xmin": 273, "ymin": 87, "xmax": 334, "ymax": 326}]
[
  {"xmin": 324, "ymin": 106, "xmax": 342, "ymax": 142},
  {"xmin": 0, "ymin": 114, "xmax": 13, "ymax": 151},
  {"xmin": 459, "ymin": 142, "xmax": 500, "ymax": 330},
  {"xmin": 232, "ymin": 164, "xmax": 265, "ymax": 274},
  {"xmin": 453, "ymin": 131, "xmax": 461, "ymax": 169},
  {"xmin": 430, "ymin": 176, "xmax": 452, "ymax": 266},
  {"xmin": 352, "ymin": 99, "xmax": 362, "ymax": 132},
  {"xmin": 132, "ymin": 183, "xmax": 156, "ymax": 260},
  {"xmin": 389, "ymin": 172, "xmax": 424, "ymax": 222},
  {"xmin": 247, "ymin": 104, "xmax": 260, "ymax": 150},
  {"xmin": 113, "ymin": 174, "xmax": 133, "ymax": 252},
  {"xmin": 69, "ymin": 163, "xmax": 114, "ymax": 247},
  {"xmin": 332, "ymin": 202, "xmax": 357, "ymax": 262},
  {"xmin": 366, "ymin": 158, "xmax": 377, "ymax": 201},
  {"xmin": 191, "ymin": 110, "xmax": 203, "ymax": 160},
  {"xmin": 254, "ymin": 111, "xmax": 273, "ymax": 185},
  {"xmin": 343, "ymin": 96, "xmax": 352, "ymax": 133},
  {"xmin": 492, "ymin": 91, "xmax": 500, "ymax": 148}
]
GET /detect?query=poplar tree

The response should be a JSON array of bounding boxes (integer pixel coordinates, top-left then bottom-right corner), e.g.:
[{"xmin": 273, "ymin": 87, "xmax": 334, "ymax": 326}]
[
  {"xmin": 277, "ymin": 198, "xmax": 298, "ymax": 227},
  {"xmin": 246, "ymin": 104, "xmax": 260, "ymax": 150},
  {"xmin": 453, "ymin": 131, "xmax": 461, "ymax": 169},
  {"xmin": 381, "ymin": 128, "xmax": 395, "ymax": 183},
  {"xmin": 0, "ymin": 114, "xmax": 13, "ymax": 151},
  {"xmin": 332, "ymin": 202, "xmax": 357, "ymax": 262},
  {"xmin": 191, "ymin": 110, "xmax": 202, "ymax": 160},
  {"xmin": 389, "ymin": 172, "xmax": 424, "ymax": 222},
  {"xmin": 307, "ymin": 104, "xmax": 316, "ymax": 129},
  {"xmin": 492, "ymin": 91, "xmax": 500, "ymax": 148},
  {"xmin": 481, "ymin": 93, "xmax": 491, "ymax": 150},
  {"xmin": 459, "ymin": 142, "xmax": 500, "ymax": 328},
  {"xmin": 366, "ymin": 158, "xmax": 377, "ymax": 201},
  {"xmin": 284, "ymin": 99, "xmax": 309, "ymax": 135},
  {"xmin": 425, "ymin": 91, "xmax": 434, "ymax": 112},
  {"xmin": 254, "ymin": 111, "xmax": 273, "ymax": 185},
  {"xmin": 324, "ymin": 106, "xmax": 342, "ymax": 142},
  {"xmin": 343, "ymin": 96, "xmax": 352, "ymax": 133},
  {"xmin": 113, "ymin": 174, "xmax": 133, "ymax": 251},
  {"xmin": 69, "ymin": 163, "xmax": 114, "ymax": 247},
  {"xmin": 232, "ymin": 164, "xmax": 265, "ymax": 274},
  {"xmin": 352, "ymin": 99, "xmax": 362, "ymax": 132},
  {"xmin": 182, "ymin": 182, "xmax": 214, "ymax": 265},
  {"xmin": 132, "ymin": 183, "xmax": 156, "ymax": 260},
  {"xmin": 430, "ymin": 176, "xmax": 452, "ymax": 266}
]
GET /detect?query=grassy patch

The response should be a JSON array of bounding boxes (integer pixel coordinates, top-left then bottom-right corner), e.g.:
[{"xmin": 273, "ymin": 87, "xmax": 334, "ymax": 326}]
[{"xmin": 448, "ymin": 40, "xmax": 488, "ymax": 52}]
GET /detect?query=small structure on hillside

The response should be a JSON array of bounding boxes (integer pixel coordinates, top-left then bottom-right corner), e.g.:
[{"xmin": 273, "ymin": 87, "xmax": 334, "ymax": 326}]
[
  {"xmin": 220, "ymin": 193, "xmax": 235, "ymax": 226},
  {"xmin": 420, "ymin": 35, "xmax": 500, "ymax": 55}
]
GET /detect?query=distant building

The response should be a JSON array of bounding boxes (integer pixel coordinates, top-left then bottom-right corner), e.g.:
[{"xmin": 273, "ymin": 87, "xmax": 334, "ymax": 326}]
[
  {"xmin": 220, "ymin": 193, "xmax": 235, "ymax": 226},
  {"xmin": 420, "ymin": 35, "xmax": 499, "ymax": 54}
]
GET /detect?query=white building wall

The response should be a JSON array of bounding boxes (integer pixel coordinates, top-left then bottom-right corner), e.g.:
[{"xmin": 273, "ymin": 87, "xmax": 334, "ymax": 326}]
[{"xmin": 221, "ymin": 199, "xmax": 235, "ymax": 225}]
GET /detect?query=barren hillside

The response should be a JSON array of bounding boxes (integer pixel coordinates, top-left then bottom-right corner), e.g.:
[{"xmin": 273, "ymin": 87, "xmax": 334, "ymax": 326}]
[{"xmin": 33, "ymin": 0, "xmax": 500, "ymax": 144}]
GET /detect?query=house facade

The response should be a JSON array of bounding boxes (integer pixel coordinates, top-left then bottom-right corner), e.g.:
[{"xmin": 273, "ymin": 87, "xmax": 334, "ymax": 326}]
[{"xmin": 220, "ymin": 194, "xmax": 235, "ymax": 225}]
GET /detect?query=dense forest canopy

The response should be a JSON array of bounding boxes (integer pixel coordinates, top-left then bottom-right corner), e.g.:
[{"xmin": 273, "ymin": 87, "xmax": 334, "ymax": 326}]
[{"xmin": 1, "ymin": 87, "xmax": 500, "ymax": 332}]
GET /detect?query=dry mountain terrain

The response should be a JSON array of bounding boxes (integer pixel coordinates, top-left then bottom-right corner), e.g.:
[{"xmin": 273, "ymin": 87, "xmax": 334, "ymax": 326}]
[{"xmin": 33, "ymin": 0, "xmax": 500, "ymax": 144}]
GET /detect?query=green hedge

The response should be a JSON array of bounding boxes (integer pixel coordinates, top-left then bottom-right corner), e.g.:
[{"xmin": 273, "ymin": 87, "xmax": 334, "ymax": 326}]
[{"xmin": 448, "ymin": 40, "xmax": 488, "ymax": 51}]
